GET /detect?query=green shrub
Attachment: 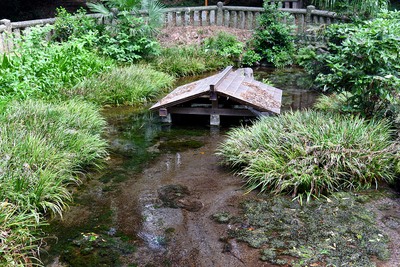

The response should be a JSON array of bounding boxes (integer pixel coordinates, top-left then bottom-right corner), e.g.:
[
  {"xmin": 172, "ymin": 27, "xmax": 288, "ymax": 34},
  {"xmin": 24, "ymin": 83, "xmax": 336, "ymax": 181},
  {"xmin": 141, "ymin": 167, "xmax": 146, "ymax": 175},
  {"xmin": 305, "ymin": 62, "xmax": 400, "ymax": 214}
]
[
  {"xmin": 311, "ymin": 0, "xmax": 388, "ymax": 20},
  {"xmin": 53, "ymin": 7, "xmax": 104, "ymax": 42},
  {"xmin": 313, "ymin": 92, "xmax": 351, "ymax": 113},
  {"xmin": 216, "ymin": 110, "xmax": 397, "ymax": 198},
  {"xmin": 205, "ymin": 31, "xmax": 261, "ymax": 66},
  {"xmin": 304, "ymin": 15, "xmax": 400, "ymax": 117},
  {"xmin": 252, "ymin": 3, "xmax": 295, "ymax": 67},
  {"xmin": 69, "ymin": 64, "xmax": 175, "ymax": 105}
]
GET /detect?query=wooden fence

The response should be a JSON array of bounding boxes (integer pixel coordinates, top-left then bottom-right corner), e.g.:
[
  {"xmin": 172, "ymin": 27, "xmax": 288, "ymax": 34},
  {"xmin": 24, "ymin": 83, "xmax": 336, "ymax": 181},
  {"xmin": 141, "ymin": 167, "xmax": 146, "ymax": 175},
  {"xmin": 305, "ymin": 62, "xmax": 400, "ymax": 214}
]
[{"xmin": 0, "ymin": 2, "xmax": 342, "ymax": 54}]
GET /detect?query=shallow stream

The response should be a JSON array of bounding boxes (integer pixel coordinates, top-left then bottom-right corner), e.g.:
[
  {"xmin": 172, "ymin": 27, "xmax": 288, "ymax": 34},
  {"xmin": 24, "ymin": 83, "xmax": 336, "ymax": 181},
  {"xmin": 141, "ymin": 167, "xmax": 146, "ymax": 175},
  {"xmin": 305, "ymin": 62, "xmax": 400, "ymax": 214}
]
[{"xmin": 42, "ymin": 68, "xmax": 400, "ymax": 267}]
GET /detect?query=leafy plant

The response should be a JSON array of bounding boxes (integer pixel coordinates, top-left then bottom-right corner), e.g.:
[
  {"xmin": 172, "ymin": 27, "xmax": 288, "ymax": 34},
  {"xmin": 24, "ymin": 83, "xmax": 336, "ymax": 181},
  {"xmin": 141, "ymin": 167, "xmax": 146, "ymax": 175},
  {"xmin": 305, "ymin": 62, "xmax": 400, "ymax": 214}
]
[
  {"xmin": 216, "ymin": 110, "xmax": 398, "ymax": 198},
  {"xmin": 96, "ymin": 11, "xmax": 161, "ymax": 62},
  {"xmin": 87, "ymin": 0, "xmax": 166, "ymax": 36},
  {"xmin": 310, "ymin": 16, "xmax": 400, "ymax": 117},
  {"xmin": 0, "ymin": 25, "xmax": 113, "ymax": 101},
  {"xmin": 204, "ymin": 31, "xmax": 261, "ymax": 66},
  {"xmin": 252, "ymin": 3, "xmax": 295, "ymax": 67},
  {"xmin": 53, "ymin": 7, "xmax": 104, "ymax": 42},
  {"xmin": 311, "ymin": 0, "xmax": 388, "ymax": 19}
]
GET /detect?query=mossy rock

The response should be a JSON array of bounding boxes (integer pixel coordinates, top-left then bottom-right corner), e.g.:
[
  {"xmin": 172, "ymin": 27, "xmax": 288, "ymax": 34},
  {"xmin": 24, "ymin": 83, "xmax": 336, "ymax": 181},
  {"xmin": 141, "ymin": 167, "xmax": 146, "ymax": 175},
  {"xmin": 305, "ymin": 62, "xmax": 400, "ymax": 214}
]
[{"xmin": 211, "ymin": 212, "xmax": 233, "ymax": 224}]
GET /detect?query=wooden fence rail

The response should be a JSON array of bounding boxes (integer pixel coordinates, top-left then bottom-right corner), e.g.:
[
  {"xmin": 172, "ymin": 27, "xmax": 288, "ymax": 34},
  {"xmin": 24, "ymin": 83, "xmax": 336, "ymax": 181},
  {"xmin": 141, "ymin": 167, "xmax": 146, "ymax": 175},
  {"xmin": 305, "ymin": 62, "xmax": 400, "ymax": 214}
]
[{"xmin": 0, "ymin": 2, "xmax": 343, "ymax": 54}]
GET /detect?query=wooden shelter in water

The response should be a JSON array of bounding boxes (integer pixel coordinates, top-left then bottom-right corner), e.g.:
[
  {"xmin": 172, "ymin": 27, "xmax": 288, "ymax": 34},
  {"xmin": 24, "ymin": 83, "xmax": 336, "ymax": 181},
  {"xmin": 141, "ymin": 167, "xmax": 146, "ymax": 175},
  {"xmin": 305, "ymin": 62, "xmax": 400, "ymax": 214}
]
[{"xmin": 150, "ymin": 66, "xmax": 282, "ymax": 125}]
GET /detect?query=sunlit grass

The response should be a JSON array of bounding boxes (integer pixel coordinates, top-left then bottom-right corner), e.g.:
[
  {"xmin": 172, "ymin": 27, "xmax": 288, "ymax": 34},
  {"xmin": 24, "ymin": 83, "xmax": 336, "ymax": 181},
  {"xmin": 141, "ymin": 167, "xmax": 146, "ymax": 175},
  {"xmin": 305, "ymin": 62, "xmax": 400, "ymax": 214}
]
[{"xmin": 216, "ymin": 110, "xmax": 398, "ymax": 198}]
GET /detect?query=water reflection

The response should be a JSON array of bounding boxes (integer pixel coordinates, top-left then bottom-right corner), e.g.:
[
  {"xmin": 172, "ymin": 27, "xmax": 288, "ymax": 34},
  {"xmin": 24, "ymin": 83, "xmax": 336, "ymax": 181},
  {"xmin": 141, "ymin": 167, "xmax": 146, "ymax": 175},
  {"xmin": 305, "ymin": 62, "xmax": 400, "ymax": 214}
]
[{"xmin": 253, "ymin": 66, "xmax": 319, "ymax": 112}]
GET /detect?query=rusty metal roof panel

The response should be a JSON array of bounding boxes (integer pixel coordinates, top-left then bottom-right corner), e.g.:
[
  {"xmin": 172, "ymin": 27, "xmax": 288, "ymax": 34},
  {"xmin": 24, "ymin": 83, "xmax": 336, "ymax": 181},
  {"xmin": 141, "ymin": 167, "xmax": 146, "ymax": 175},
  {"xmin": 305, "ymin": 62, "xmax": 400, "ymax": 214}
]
[{"xmin": 150, "ymin": 66, "xmax": 282, "ymax": 114}]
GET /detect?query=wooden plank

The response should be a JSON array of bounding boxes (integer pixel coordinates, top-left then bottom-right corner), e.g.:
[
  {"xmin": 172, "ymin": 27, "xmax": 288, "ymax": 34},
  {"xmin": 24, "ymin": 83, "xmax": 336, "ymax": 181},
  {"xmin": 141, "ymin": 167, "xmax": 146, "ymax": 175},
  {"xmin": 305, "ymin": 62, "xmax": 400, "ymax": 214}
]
[
  {"xmin": 210, "ymin": 66, "xmax": 233, "ymax": 91},
  {"xmin": 168, "ymin": 107, "xmax": 256, "ymax": 116},
  {"xmin": 214, "ymin": 71, "xmax": 238, "ymax": 93}
]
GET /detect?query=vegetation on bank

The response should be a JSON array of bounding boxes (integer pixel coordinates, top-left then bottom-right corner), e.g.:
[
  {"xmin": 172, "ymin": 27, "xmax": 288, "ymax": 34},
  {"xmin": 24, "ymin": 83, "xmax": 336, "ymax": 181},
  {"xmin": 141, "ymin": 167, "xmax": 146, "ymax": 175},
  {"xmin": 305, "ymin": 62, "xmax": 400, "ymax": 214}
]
[
  {"xmin": 217, "ymin": 110, "xmax": 399, "ymax": 199},
  {"xmin": 0, "ymin": 100, "xmax": 108, "ymax": 265}
]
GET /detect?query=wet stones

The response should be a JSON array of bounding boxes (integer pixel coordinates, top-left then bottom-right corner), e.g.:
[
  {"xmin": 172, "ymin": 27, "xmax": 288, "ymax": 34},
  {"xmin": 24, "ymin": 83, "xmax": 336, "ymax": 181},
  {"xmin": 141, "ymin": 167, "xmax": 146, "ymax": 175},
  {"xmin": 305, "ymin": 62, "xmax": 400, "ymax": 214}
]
[{"xmin": 158, "ymin": 184, "xmax": 203, "ymax": 212}]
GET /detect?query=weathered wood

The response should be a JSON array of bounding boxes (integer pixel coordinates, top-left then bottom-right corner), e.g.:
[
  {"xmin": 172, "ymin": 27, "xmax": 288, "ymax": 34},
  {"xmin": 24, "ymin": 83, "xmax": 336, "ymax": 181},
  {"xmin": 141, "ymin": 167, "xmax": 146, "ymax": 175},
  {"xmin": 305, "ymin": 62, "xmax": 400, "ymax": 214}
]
[
  {"xmin": 168, "ymin": 107, "xmax": 256, "ymax": 116},
  {"xmin": 210, "ymin": 66, "xmax": 233, "ymax": 92}
]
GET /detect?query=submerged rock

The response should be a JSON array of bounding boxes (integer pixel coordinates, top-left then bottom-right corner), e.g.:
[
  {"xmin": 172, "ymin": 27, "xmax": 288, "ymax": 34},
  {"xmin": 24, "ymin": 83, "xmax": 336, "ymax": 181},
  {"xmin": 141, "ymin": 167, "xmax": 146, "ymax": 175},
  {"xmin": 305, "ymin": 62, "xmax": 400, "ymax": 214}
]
[{"xmin": 158, "ymin": 184, "xmax": 203, "ymax": 212}]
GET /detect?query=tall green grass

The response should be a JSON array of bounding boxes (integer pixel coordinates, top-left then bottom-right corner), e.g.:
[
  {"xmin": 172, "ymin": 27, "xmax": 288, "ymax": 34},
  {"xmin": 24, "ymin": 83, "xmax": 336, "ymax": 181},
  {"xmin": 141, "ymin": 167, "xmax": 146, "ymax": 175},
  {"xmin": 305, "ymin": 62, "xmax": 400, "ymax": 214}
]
[
  {"xmin": 0, "ymin": 202, "xmax": 41, "ymax": 266},
  {"xmin": 67, "ymin": 64, "xmax": 175, "ymax": 105},
  {"xmin": 0, "ymin": 99, "xmax": 108, "ymax": 265},
  {"xmin": 216, "ymin": 110, "xmax": 398, "ymax": 198},
  {"xmin": 150, "ymin": 45, "xmax": 233, "ymax": 76},
  {"xmin": 313, "ymin": 92, "xmax": 351, "ymax": 114}
]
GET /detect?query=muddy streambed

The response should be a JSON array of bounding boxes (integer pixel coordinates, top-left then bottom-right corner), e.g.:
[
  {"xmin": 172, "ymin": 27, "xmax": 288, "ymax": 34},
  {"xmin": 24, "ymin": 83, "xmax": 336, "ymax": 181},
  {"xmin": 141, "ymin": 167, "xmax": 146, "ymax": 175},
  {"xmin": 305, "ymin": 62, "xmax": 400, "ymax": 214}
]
[{"xmin": 42, "ymin": 68, "xmax": 400, "ymax": 267}]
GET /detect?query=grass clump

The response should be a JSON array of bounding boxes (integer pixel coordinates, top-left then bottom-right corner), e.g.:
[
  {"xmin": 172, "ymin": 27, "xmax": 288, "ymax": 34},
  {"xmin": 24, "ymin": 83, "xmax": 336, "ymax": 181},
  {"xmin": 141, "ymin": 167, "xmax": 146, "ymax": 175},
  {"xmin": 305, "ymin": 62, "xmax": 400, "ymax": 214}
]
[
  {"xmin": 0, "ymin": 99, "xmax": 108, "ymax": 265},
  {"xmin": 313, "ymin": 92, "xmax": 351, "ymax": 114},
  {"xmin": 216, "ymin": 110, "xmax": 398, "ymax": 197},
  {"xmin": 150, "ymin": 45, "xmax": 233, "ymax": 77},
  {"xmin": 66, "ymin": 65, "xmax": 175, "ymax": 105}
]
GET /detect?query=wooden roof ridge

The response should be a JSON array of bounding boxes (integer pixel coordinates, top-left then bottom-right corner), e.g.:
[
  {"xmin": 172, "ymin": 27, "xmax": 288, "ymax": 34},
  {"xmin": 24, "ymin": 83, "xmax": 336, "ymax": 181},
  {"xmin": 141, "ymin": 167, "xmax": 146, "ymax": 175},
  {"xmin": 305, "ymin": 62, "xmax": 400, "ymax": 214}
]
[{"xmin": 149, "ymin": 66, "xmax": 282, "ymax": 114}]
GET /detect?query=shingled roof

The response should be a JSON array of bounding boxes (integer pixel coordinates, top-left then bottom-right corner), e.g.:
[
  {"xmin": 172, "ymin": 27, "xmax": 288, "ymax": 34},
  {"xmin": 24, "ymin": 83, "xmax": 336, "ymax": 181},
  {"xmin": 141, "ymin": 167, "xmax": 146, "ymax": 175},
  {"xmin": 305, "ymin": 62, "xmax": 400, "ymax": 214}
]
[{"xmin": 150, "ymin": 66, "xmax": 282, "ymax": 115}]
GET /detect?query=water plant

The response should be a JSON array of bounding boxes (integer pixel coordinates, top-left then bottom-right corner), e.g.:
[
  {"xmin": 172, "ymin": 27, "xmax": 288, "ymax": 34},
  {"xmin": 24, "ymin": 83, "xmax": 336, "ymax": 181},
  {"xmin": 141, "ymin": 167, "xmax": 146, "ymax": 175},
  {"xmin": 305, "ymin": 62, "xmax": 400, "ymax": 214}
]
[{"xmin": 216, "ymin": 110, "xmax": 398, "ymax": 197}]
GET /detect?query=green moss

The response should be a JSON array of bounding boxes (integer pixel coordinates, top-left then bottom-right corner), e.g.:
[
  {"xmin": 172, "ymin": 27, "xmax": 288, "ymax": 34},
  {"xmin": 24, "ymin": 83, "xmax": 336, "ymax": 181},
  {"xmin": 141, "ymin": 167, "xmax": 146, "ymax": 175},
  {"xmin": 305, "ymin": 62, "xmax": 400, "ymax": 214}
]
[
  {"xmin": 165, "ymin": 228, "xmax": 175, "ymax": 234},
  {"xmin": 213, "ymin": 193, "xmax": 392, "ymax": 266},
  {"xmin": 260, "ymin": 249, "xmax": 277, "ymax": 261},
  {"xmin": 211, "ymin": 212, "xmax": 233, "ymax": 224},
  {"xmin": 99, "ymin": 170, "xmax": 127, "ymax": 183}
]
